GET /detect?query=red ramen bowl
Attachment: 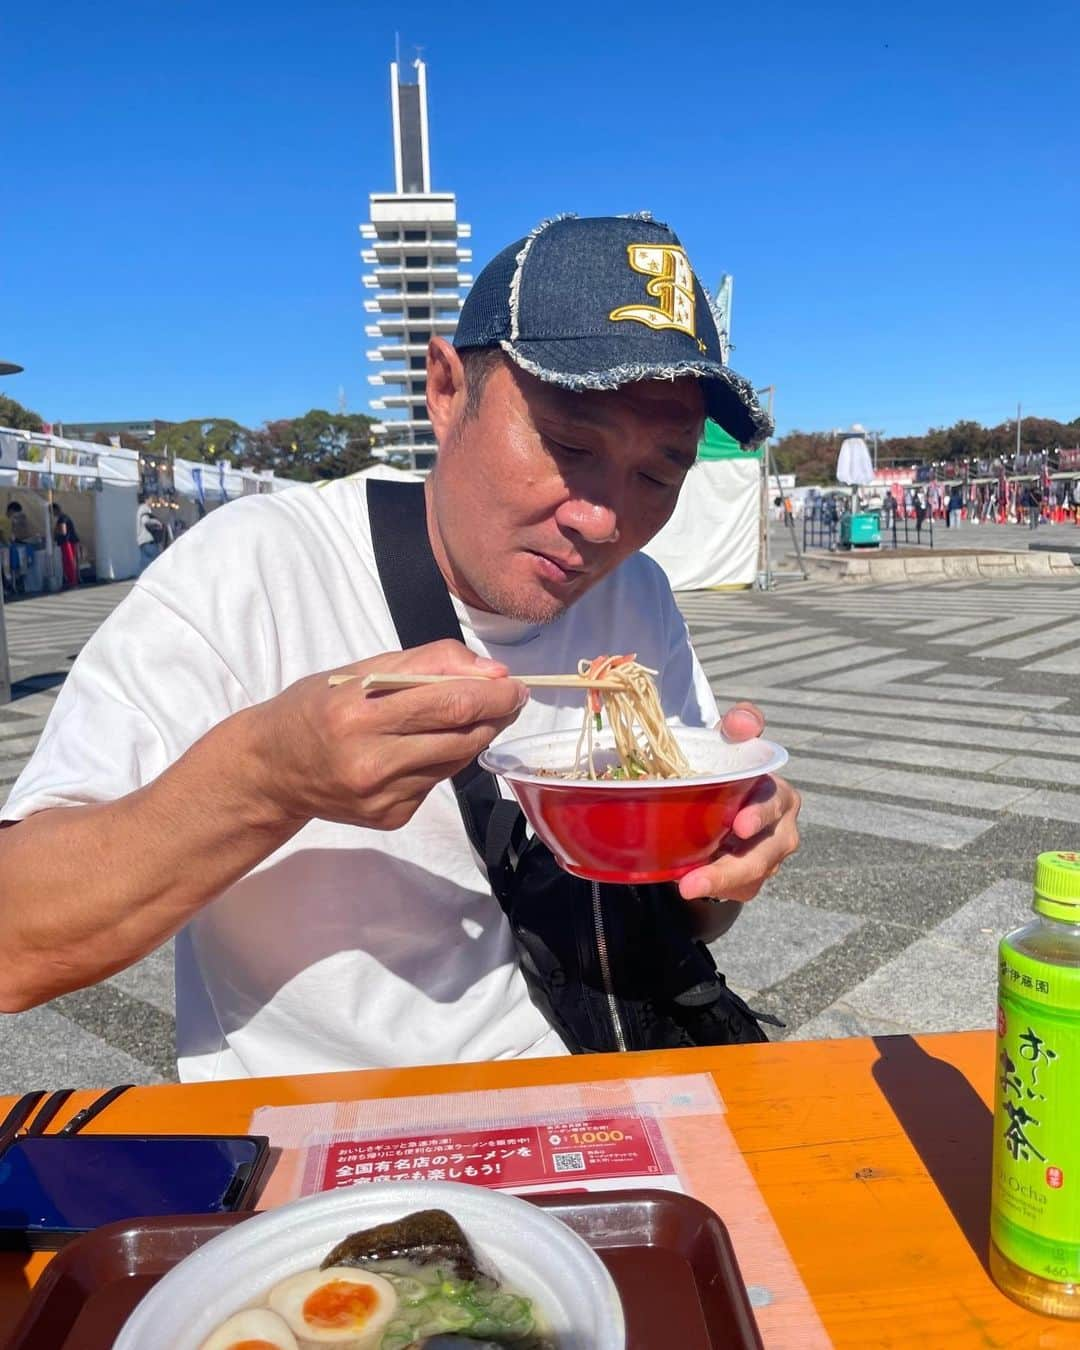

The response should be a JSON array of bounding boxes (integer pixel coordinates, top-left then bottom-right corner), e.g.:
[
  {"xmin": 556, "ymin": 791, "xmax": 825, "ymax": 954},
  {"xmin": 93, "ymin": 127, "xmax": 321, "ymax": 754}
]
[{"xmin": 479, "ymin": 726, "xmax": 789, "ymax": 884}]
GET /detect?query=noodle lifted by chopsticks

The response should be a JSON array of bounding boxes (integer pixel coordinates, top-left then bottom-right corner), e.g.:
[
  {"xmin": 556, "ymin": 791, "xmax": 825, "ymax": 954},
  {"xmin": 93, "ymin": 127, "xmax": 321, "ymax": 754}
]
[{"xmin": 572, "ymin": 654, "xmax": 692, "ymax": 780}]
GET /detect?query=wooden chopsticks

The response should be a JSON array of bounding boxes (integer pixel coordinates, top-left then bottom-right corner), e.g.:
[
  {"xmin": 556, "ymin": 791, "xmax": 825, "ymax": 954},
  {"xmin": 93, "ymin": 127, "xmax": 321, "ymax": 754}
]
[{"xmin": 328, "ymin": 672, "xmax": 622, "ymax": 692}]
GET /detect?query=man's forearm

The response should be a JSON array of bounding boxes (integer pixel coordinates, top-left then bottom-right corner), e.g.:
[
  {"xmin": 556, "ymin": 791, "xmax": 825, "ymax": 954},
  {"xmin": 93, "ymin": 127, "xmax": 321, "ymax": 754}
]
[{"xmin": 0, "ymin": 708, "xmax": 301, "ymax": 1012}]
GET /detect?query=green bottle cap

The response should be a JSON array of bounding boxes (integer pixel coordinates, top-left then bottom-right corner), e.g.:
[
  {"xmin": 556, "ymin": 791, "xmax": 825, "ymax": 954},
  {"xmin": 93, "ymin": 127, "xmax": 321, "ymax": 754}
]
[{"xmin": 1034, "ymin": 851, "xmax": 1080, "ymax": 922}]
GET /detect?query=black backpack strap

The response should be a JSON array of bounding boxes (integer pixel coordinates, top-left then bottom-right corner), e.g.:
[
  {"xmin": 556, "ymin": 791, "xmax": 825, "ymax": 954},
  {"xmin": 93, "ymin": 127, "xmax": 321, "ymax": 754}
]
[{"xmin": 365, "ymin": 476, "xmax": 512, "ymax": 862}]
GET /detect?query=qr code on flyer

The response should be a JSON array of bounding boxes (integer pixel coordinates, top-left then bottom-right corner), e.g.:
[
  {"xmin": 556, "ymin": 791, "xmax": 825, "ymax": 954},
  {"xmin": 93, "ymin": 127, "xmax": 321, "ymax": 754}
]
[{"xmin": 552, "ymin": 1150, "xmax": 586, "ymax": 1173}]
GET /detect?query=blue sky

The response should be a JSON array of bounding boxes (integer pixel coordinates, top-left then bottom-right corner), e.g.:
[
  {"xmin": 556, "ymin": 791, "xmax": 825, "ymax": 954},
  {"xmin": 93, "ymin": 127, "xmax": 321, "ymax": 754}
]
[{"xmin": 5, "ymin": 0, "xmax": 1077, "ymax": 438}]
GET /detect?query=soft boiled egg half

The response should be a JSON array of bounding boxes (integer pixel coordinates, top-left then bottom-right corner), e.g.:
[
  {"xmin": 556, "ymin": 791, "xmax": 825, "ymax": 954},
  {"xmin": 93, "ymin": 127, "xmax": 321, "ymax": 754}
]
[
  {"xmin": 200, "ymin": 1307, "xmax": 299, "ymax": 1350},
  {"xmin": 267, "ymin": 1266, "xmax": 398, "ymax": 1345}
]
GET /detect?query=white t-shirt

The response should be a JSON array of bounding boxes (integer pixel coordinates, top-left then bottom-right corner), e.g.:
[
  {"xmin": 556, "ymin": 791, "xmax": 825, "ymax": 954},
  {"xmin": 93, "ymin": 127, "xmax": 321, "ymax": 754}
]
[{"xmin": 2, "ymin": 477, "xmax": 719, "ymax": 1082}]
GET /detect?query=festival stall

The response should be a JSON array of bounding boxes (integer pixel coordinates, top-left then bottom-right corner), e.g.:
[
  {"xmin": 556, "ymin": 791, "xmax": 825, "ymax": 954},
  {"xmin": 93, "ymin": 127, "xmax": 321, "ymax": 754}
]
[
  {"xmin": 0, "ymin": 427, "xmax": 295, "ymax": 589},
  {"xmin": 0, "ymin": 430, "xmax": 143, "ymax": 588},
  {"xmin": 642, "ymin": 420, "xmax": 762, "ymax": 590}
]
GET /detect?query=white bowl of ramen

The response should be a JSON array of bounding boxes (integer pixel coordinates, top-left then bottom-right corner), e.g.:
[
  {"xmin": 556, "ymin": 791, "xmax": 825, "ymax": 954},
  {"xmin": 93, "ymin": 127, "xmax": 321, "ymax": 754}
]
[{"xmin": 114, "ymin": 1180, "xmax": 624, "ymax": 1350}]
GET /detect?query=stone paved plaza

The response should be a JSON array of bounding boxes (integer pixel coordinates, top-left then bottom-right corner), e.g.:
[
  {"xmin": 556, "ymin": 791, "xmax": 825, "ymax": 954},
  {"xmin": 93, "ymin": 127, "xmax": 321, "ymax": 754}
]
[{"xmin": 1, "ymin": 559, "xmax": 1079, "ymax": 1090}]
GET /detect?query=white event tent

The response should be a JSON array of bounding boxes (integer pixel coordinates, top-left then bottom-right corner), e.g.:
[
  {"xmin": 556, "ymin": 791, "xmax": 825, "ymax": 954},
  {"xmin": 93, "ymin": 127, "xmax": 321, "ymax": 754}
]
[
  {"xmin": 0, "ymin": 427, "xmax": 293, "ymax": 588},
  {"xmin": 643, "ymin": 420, "xmax": 762, "ymax": 589}
]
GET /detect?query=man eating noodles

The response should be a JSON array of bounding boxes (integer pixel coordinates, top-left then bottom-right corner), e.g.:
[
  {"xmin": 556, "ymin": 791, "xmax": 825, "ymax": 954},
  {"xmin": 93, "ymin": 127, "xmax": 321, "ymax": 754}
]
[{"xmin": 0, "ymin": 214, "xmax": 800, "ymax": 1080}]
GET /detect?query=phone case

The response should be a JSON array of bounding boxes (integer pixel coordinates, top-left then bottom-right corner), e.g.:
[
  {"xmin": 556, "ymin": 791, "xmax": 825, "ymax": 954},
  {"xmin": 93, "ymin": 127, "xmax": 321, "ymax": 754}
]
[{"xmin": 0, "ymin": 1133, "xmax": 270, "ymax": 1251}]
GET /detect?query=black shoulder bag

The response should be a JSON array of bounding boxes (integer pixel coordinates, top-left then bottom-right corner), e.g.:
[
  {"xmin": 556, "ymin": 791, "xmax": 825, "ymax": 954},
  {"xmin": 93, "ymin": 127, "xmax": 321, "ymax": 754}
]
[{"xmin": 367, "ymin": 477, "xmax": 774, "ymax": 1053}]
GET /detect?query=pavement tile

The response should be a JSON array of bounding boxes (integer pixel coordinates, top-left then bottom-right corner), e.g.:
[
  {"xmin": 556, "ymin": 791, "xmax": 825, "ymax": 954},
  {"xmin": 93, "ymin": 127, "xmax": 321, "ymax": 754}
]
[
  {"xmin": 717, "ymin": 644, "xmax": 900, "ymax": 687},
  {"xmin": 986, "ymin": 620, "xmax": 1080, "ymax": 662},
  {"xmin": 0, "ymin": 736, "xmax": 42, "ymax": 759},
  {"xmin": 3, "ymin": 692, "xmax": 60, "ymax": 717},
  {"xmin": 48, "ymin": 985, "xmax": 177, "ymax": 1082},
  {"xmin": 793, "ymin": 881, "xmax": 1032, "ymax": 1041},
  {"xmin": 924, "ymin": 673, "xmax": 1001, "ymax": 687},
  {"xmin": 929, "ymin": 617, "xmax": 1057, "ymax": 649},
  {"xmin": 708, "ymin": 894, "xmax": 864, "ymax": 996},
  {"xmin": 865, "ymin": 683, "xmax": 1065, "ymax": 710},
  {"xmin": 104, "ymin": 942, "xmax": 176, "ymax": 1018},
  {"xmin": 995, "ymin": 756, "xmax": 1080, "ymax": 788},
  {"xmin": 789, "ymin": 756, "xmax": 1034, "ymax": 810},
  {"xmin": 713, "ymin": 682, "xmax": 1038, "ymax": 731},
  {"xmin": 935, "ymin": 878, "xmax": 1030, "ymax": 945},
  {"xmin": 800, "ymin": 732, "xmax": 1010, "ymax": 775},
  {"xmin": 691, "ymin": 625, "xmax": 819, "ymax": 660},
  {"xmin": 1025, "ymin": 648, "xmax": 1080, "ymax": 674},
  {"xmin": 812, "ymin": 937, "xmax": 995, "ymax": 1036},
  {"xmin": 701, "ymin": 635, "xmax": 841, "ymax": 674},
  {"xmin": 736, "ymin": 701, "xmax": 1080, "ymax": 761},
  {"xmin": 1008, "ymin": 788, "xmax": 1080, "ymax": 825},
  {"xmin": 0, "ymin": 718, "xmax": 48, "ymax": 741},
  {"xmin": 789, "ymin": 1003, "xmax": 913, "ymax": 1040},
  {"xmin": 862, "ymin": 767, "xmax": 1035, "ymax": 812},
  {"xmin": 755, "ymin": 918, "xmax": 920, "ymax": 1036},
  {"xmin": 786, "ymin": 755, "xmax": 878, "ymax": 790},
  {"xmin": 807, "ymin": 659, "xmax": 945, "ymax": 690},
  {"xmin": 0, "ymin": 1003, "xmax": 163, "ymax": 1094},
  {"xmin": 797, "ymin": 790, "xmax": 997, "ymax": 850}
]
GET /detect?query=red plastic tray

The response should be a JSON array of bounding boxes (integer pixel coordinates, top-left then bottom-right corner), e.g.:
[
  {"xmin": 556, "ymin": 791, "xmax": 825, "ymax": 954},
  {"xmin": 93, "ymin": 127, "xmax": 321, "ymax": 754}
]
[{"xmin": 5, "ymin": 1189, "xmax": 762, "ymax": 1349}]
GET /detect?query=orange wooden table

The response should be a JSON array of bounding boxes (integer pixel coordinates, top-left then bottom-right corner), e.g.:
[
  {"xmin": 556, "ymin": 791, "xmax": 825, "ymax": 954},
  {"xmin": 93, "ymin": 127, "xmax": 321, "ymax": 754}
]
[{"xmin": 3, "ymin": 1030, "xmax": 1080, "ymax": 1348}]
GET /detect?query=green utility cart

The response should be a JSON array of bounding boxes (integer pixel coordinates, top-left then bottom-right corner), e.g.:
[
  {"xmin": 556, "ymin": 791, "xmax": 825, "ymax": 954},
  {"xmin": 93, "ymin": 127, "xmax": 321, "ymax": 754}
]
[{"xmin": 840, "ymin": 511, "xmax": 881, "ymax": 549}]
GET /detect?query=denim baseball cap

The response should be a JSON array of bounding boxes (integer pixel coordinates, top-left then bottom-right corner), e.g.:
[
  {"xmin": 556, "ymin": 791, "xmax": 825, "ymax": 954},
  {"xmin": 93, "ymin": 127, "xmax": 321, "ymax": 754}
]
[{"xmin": 454, "ymin": 213, "xmax": 772, "ymax": 449}]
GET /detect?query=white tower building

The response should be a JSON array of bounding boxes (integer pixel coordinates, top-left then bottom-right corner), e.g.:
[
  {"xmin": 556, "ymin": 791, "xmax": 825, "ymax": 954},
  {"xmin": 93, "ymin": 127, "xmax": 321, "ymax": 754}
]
[{"xmin": 361, "ymin": 59, "xmax": 472, "ymax": 471}]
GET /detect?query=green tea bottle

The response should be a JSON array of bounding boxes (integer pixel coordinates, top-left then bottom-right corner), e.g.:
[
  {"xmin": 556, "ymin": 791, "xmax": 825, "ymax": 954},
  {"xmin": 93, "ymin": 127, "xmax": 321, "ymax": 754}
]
[{"xmin": 991, "ymin": 851, "xmax": 1080, "ymax": 1317}]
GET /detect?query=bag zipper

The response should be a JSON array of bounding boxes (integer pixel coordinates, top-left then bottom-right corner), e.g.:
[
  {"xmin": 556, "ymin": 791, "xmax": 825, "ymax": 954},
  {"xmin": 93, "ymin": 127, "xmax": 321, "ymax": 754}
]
[{"xmin": 591, "ymin": 880, "xmax": 628, "ymax": 1052}]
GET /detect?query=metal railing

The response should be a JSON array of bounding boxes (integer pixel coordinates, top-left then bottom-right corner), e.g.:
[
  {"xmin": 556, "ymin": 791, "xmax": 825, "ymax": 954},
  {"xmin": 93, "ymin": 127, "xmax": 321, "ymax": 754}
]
[
  {"xmin": 890, "ymin": 511, "xmax": 935, "ymax": 549},
  {"xmin": 802, "ymin": 505, "xmax": 839, "ymax": 552},
  {"xmin": 802, "ymin": 504, "xmax": 936, "ymax": 552}
]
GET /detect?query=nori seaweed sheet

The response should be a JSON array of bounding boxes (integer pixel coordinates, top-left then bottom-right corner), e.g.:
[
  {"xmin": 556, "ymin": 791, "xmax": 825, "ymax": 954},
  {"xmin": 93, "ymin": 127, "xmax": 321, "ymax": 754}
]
[{"xmin": 320, "ymin": 1208, "xmax": 485, "ymax": 1284}]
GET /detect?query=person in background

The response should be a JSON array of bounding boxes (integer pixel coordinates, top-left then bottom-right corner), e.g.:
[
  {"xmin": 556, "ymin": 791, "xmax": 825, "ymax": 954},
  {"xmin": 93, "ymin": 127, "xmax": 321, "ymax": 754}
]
[
  {"xmin": 946, "ymin": 485, "xmax": 963, "ymax": 529},
  {"xmin": 51, "ymin": 503, "xmax": 80, "ymax": 589},
  {"xmin": 1029, "ymin": 484, "xmax": 1042, "ymax": 529},
  {"xmin": 6, "ymin": 500, "xmax": 34, "ymax": 544},
  {"xmin": 5, "ymin": 499, "xmax": 41, "ymax": 595},
  {"xmin": 913, "ymin": 488, "xmax": 928, "ymax": 540},
  {"xmin": 136, "ymin": 493, "xmax": 164, "ymax": 571}
]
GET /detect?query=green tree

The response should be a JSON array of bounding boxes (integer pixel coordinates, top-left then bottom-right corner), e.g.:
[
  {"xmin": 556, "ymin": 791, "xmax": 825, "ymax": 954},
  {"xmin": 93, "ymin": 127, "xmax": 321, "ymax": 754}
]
[
  {"xmin": 770, "ymin": 430, "xmax": 839, "ymax": 483},
  {"xmin": 248, "ymin": 410, "xmax": 377, "ymax": 481},
  {"xmin": 0, "ymin": 394, "xmax": 45, "ymax": 432},
  {"xmin": 153, "ymin": 418, "xmax": 251, "ymax": 465}
]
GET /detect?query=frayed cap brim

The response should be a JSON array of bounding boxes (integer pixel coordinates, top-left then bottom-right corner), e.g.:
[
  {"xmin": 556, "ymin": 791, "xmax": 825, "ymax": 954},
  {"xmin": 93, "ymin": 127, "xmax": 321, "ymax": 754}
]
[{"xmin": 499, "ymin": 339, "xmax": 773, "ymax": 449}]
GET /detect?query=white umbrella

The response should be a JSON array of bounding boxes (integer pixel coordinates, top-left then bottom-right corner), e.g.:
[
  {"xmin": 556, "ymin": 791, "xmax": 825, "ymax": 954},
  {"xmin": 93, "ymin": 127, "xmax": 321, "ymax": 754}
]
[{"xmin": 836, "ymin": 425, "xmax": 875, "ymax": 486}]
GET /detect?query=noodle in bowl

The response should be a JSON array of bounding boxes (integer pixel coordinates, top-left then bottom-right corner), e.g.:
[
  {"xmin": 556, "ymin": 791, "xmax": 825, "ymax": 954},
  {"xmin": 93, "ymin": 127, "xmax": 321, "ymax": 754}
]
[{"xmin": 480, "ymin": 726, "xmax": 789, "ymax": 884}]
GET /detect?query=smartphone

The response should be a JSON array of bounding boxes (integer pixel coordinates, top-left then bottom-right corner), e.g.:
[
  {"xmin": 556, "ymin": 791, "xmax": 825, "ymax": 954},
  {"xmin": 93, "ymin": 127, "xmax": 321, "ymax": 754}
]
[{"xmin": 0, "ymin": 1134, "xmax": 270, "ymax": 1250}]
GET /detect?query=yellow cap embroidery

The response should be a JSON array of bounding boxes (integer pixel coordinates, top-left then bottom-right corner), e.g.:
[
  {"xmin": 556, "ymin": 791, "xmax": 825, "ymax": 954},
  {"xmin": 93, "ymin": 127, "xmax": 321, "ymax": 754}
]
[{"xmin": 609, "ymin": 244, "xmax": 696, "ymax": 338}]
